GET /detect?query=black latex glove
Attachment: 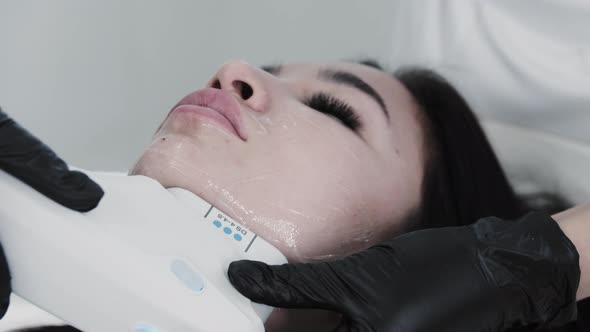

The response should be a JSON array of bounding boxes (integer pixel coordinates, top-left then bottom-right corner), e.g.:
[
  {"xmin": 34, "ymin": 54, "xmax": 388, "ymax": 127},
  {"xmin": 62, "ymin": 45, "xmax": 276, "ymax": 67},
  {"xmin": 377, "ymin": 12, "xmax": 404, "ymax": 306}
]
[
  {"xmin": 228, "ymin": 212, "xmax": 580, "ymax": 332},
  {"xmin": 0, "ymin": 109, "xmax": 104, "ymax": 318}
]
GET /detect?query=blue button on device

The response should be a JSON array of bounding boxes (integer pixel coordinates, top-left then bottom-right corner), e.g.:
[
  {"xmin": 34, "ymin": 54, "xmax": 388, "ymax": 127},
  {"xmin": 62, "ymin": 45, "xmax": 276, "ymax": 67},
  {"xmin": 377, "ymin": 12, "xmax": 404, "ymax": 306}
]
[
  {"xmin": 133, "ymin": 323, "xmax": 158, "ymax": 332},
  {"xmin": 170, "ymin": 259, "xmax": 205, "ymax": 293}
]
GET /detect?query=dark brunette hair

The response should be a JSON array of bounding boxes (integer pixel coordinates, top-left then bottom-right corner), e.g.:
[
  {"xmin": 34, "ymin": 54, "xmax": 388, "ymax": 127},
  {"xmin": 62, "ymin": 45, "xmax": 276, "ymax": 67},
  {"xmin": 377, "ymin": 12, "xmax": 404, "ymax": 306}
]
[{"xmin": 390, "ymin": 65, "xmax": 588, "ymax": 332}]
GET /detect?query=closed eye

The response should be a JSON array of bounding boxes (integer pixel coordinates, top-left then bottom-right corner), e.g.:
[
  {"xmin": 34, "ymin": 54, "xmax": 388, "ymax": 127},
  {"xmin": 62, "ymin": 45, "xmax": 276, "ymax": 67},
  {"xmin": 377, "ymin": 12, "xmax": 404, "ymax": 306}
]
[{"xmin": 303, "ymin": 93, "xmax": 362, "ymax": 132}]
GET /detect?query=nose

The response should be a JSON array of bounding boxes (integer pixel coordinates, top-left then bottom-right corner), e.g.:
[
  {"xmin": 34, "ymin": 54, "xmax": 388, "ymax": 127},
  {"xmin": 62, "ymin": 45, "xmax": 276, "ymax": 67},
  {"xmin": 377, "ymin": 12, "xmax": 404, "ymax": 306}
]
[{"xmin": 207, "ymin": 61, "xmax": 269, "ymax": 112}]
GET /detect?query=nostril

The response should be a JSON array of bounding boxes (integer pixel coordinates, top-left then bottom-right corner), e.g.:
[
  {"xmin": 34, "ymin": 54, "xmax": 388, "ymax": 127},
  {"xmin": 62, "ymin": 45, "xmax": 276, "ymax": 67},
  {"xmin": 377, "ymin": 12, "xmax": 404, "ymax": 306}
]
[
  {"xmin": 232, "ymin": 80, "xmax": 254, "ymax": 100},
  {"xmin": 211, "ymin": 79, "xmax": 221, "ymax": 89}
]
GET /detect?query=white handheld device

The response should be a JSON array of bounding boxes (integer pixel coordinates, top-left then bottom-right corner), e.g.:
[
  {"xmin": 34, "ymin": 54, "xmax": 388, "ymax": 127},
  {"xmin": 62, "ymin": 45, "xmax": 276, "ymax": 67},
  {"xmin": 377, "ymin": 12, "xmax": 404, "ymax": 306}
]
[{"xmin": 0, "ymin": 170, "xmax": 287, "ymax": 332}]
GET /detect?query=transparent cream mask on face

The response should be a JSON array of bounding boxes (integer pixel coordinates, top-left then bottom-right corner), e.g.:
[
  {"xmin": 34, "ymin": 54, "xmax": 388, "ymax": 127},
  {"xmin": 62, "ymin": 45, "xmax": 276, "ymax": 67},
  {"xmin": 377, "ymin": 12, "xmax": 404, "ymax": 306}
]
[
  {"xmin": 133, "ymin": 130, "xmax": 384, "ymax": 264},
  {"xmin": 0, "ymin": 169, "xmax": 287, "ymax": 332}
]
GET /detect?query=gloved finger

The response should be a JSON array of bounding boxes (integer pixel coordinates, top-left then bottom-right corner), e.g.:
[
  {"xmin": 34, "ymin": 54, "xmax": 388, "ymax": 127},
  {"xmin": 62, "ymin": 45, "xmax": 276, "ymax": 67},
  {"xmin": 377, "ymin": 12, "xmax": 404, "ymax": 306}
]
[
  {"xmin": 228, "ymin": 259, "xmax": 356, "ymax": 313},
  {"xmin": 30, "ymin": 169, "xmax": 103, "ymax": 213},
  {"xmin": 0, "ymin": 110, "xmax": 103, "ymax": 212},
  {"xmin": 0, "ymin": 243, "xmax": 11, "ymax": 319}
]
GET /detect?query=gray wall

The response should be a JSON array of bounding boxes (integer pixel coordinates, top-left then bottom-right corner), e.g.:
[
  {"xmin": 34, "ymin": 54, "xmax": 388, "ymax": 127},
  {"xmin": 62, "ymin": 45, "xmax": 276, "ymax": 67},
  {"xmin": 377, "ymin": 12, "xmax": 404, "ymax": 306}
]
[{"xmin": 0, "ymin": 0, "xmax": 396, "ymax": 171}]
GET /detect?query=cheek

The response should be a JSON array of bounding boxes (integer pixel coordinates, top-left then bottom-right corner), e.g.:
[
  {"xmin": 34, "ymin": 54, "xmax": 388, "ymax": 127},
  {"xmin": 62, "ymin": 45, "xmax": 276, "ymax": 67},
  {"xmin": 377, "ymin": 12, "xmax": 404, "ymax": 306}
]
[
  {"xmin": 275, "ymin": 163, "xmax": 414, "ymax": 262},
  {"xmin": 230, "ymin": 126, "xmax": 413, "ymax": 262}
]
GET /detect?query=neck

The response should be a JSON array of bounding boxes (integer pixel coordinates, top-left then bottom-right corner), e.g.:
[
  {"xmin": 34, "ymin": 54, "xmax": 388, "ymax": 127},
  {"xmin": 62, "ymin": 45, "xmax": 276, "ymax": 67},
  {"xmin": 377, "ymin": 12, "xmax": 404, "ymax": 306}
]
[{"xmin": 552, "ymin": 203, "xmax": 590, "ymax": 301}]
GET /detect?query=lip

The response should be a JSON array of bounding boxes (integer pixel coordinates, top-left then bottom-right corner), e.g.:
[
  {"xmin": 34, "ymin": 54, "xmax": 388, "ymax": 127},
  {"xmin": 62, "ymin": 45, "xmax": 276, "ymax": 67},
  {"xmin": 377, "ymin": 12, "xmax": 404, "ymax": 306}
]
[{"xmin": 168, "ymin": 88, "xmax": 247, "ymax": 141}]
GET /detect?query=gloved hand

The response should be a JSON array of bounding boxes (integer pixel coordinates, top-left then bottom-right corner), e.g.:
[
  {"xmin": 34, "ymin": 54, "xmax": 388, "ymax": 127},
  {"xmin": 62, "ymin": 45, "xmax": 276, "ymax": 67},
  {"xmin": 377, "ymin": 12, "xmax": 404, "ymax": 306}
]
[
  {"xmin": 0, "ymin": 109, "xmax": 104, "ymax": 318},
  {"xmin": 228, "ymin": 212, "xmax": 581, "ymax": 332}
]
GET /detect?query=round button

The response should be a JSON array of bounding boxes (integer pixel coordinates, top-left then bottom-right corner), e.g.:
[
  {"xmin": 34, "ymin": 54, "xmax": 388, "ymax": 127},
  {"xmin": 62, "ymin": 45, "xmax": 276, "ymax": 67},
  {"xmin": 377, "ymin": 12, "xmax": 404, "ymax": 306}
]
[
  {"xmin": 170, "ymin": 259, "xmax": 205, "ymax": 293},
  {"xmin": 234, "ymin": 234, "xmax": 242, "ymax": 241},
  {"xmin": 133, "ymin": 323, "xmax": 158, "ymax": 332},
  {"xmin": 212, "ymin": 220, "xmax": 222, "ymax": 228},
  {"xmin": 223, "ymin": 227, "xmax": 232, "ymax": 234}
]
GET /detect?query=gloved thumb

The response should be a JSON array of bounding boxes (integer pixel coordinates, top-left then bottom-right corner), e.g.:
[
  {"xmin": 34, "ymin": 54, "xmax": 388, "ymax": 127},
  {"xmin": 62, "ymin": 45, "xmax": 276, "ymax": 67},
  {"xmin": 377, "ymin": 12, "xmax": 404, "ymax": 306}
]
[{"xmin": 228, "ymin": 259, "xmax": 352, "ymax": 313}]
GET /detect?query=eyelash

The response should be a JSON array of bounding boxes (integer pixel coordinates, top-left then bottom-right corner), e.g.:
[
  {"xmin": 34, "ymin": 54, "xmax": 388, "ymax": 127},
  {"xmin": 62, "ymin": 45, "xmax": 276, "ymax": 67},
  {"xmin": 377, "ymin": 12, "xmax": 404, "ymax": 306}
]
[{"xmin": 303, "ymin": 93, "xmax": 362, "ymax": 131}]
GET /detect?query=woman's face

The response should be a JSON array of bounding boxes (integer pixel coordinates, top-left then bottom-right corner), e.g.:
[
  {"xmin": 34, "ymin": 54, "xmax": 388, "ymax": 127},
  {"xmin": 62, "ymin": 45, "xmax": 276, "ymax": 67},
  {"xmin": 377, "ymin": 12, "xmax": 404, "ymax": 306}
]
[{"xmin": 131, "ymin": 61, "xmax": 425, "ymax": 262}]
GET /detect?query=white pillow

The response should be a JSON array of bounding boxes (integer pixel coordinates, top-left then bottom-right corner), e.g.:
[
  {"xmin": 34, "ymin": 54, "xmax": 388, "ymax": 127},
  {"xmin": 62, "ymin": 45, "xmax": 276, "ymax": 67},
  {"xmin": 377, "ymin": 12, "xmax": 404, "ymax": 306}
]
[{"xmin": 483, "ymin": 119, "xmax": 590, "ymax": 205}]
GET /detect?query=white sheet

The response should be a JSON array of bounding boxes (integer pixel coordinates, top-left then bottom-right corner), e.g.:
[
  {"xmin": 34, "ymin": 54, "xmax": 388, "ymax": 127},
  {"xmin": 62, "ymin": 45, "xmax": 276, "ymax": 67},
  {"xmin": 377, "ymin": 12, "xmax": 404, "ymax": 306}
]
[
  {"xmin": 483, "ymin": 120, "xmax": 590, "ymax": 204},
  {"xmin": 389, "ymin": 0, "xmax": 590, "ymax": 145}
]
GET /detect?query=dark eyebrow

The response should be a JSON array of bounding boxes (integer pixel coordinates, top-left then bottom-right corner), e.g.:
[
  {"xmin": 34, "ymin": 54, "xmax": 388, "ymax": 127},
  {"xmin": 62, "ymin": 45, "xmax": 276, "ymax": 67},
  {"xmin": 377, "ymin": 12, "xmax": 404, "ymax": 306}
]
[
  {"xmin": 261, "ymin": 65, "xmax": 282, "ymax": 75},
  {"xmin": 318, "ymin": 69, "xmax": 389, "ymax": 121}
]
